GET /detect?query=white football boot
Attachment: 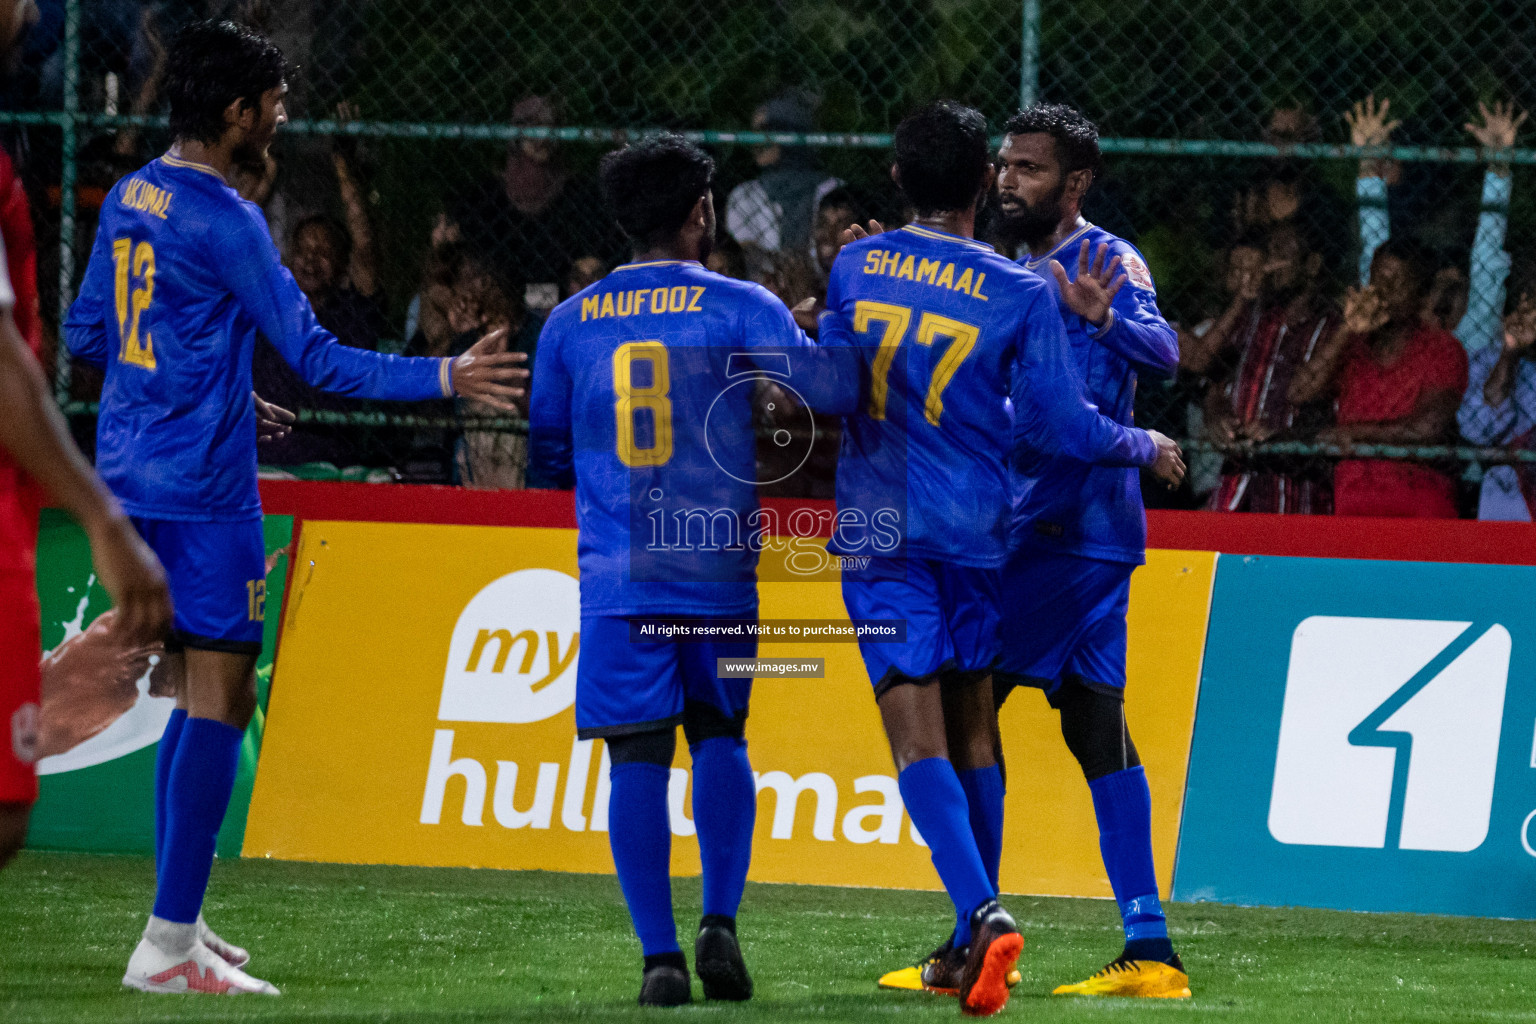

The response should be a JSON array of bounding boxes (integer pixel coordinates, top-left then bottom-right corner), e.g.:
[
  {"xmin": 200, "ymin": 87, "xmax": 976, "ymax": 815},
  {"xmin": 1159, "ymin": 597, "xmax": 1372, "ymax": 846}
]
[
  {"xmin": 199, "ymin": 915, "xmax": 250, "ymax": 968},
  {"xmin": 123, "ymin": 934, "xmax": 279, "ymax": 995}
]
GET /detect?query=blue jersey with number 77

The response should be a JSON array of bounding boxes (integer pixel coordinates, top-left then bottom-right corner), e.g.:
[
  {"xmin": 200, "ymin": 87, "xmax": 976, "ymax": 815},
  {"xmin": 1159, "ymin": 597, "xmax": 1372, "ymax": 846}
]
[
  {"xmin": 64, "ymin": 153, "xmax": 453, "ymax": 522},
  {"xmin": 528, "ymin": 259, "xmax": 856, "ymax": 617},
  {"xmin": 819, "ymin": 224, "xmax": 1156, "ymax": 568}
]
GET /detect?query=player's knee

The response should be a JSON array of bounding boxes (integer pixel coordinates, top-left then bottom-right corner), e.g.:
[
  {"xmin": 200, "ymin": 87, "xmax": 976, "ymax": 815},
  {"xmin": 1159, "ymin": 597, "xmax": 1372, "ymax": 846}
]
[
  {"xmin": 0, "ymin": 802, "xmax": 32, "ymax": 869},
  {"xmin": 606, "ymin": 728, "xmax": 677, "ymax": 767},
  {"xmin": 1056, "ymin": 679, "xmax": 1140, "ymax": 782},
  {"xmin": 681, "ymin": 700, "xmax": 746, "ymax": 750}
]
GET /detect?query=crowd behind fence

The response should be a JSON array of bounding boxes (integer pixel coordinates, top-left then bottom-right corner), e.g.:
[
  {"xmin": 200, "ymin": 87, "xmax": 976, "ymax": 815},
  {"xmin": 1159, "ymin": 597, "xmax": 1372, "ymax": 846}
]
[{"xmin": 4, "ymin": 0, "xmax": 1536, "ymax": 517}]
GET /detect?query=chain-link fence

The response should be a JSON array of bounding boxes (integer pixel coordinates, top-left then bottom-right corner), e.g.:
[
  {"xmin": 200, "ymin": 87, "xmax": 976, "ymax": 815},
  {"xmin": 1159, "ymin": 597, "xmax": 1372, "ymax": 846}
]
[{"xmin": 5, "ymin": 0, "xmax": 1536, "ymax": 513}]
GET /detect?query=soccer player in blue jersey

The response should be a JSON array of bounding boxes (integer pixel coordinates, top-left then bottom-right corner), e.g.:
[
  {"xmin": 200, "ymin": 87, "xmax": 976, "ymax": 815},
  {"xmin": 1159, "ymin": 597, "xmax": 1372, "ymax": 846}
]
[
  {"xmin": 528, "ymin": 135, "xmax": 854, "ymax": 1007},
  {"xmin": 822, "ymin": 101, "xmax": 1182, "ymax": 1017},
  {"xmin": 63, "ymin": 21, "xmax": 528, "ymax": 996},
  {"xmin": 994, "ymin": 103, "xmax": 1190, "ymax": 998}
]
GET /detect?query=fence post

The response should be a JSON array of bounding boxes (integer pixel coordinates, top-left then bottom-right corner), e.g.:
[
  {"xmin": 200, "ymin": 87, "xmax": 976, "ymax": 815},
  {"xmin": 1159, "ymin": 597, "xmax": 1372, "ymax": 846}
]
[
  {"xmin": 1020, "ymin": 0, "xmax": 1040, "ymax": 110},
  {"xmin": 54, "ymin": 0, "xmax": 80, "ymax": 403}
]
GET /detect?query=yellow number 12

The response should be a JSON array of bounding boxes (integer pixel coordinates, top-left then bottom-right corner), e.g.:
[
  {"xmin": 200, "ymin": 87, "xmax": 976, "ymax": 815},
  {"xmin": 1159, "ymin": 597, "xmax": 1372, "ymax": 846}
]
[{"xmin": 112, "ymin": 237, "xmax": 157, "ymax": 370}]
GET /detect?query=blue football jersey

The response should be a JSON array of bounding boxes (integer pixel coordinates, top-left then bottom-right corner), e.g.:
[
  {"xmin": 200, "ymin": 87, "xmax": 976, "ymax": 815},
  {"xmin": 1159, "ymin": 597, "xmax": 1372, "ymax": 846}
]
[
  {"xmin": 528, "ymin": 259, "xmax": 854, "ymax": 617},
  {"xmin": 64, "ymin": 154, "xmax": 451, "ymax": 521},
  {"xmin": 821, "ymin": 224, "xmax": 1154, "ymax": 568},
  {"xmin": 1012, "ymin": 222, "xmax": 1178, "ymax": 564}
]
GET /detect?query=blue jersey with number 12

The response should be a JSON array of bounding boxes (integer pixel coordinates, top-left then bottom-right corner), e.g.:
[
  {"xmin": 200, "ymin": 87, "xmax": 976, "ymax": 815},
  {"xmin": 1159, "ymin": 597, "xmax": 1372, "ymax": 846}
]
[
  {"xmin": 64, "ymin": 153, "xmax": 452, "ymax": 523},
  {"xmin": 529, "ymin": 259, "xmax": 854, "ymax": 617}
]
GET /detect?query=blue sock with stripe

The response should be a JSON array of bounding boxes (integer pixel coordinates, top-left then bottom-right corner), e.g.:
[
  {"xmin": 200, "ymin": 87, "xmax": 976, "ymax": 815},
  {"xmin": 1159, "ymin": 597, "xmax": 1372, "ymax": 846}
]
[
  {"xmin": 154, "ymin": 708, "xmax": 188, "ymax": 870},
  {"xmin": 1087, "ymin": 765, "xmax": 1174, "ymax": 962},
  {"xmin": 957, "ymin": 765, "xmax": 1005, "ymax": 892},
  {"xmin": 153, "ymin": 717, "xmax": 242, "ymax": 924},
  {"xmin": 606, "ymin": 761, "xmax": 680, "ymax": 956},
  {"xmin": 899, "ymin": 757, "xmax": 995, "ymax": 948},
  {"xmin": 689, "ymin": 737, "xmax": 756, "ymax": 920}
]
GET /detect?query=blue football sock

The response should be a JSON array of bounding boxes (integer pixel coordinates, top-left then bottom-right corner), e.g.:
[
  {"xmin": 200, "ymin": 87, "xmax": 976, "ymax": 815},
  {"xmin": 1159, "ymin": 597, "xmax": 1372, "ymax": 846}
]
[
  {"xmin": 607, "ymin": 761, "xmax": 680, "ymax": 956},
  {"xmin": 689, "ymin": 736, "xmax": 756, "ymax": 920},
  {"xmin": 153, "ymin": 716, "xmax": 242, "ymax": 924},
  {"xmin": 1088, "ymin": 766, "xmax": 1173, "ymax": 961},
  {"xmin": 957, "ymin": 765, "xmax": 1005, "ymax": 892},
  {"xmin": 154, "ymin": 708, "xmax": 188, "ymax": 871},
  {"xmin": 899, "ymin": 758, "xmax": 995, "ymax": 948}
]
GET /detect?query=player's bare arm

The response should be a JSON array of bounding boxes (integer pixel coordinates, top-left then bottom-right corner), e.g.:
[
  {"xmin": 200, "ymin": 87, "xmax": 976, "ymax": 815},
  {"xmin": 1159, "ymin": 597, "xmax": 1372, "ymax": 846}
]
[{"xmin": 0, "ymin": 308, "xmax": 170, "ymax": 644}]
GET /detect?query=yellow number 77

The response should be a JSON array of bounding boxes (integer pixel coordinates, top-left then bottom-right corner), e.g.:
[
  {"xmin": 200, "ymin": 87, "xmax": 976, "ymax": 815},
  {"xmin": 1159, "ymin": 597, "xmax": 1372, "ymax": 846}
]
[{"xmin": 854, "ymin": 300, "xmax": 980, "ymax": 425}]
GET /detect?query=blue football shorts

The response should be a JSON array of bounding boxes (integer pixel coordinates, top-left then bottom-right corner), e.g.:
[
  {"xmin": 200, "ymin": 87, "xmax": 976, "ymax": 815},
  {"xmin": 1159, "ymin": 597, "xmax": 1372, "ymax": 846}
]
[
  {"xmin": 839, "ymin": 556, "xmax": 1000, "ymax": 695},
  {"xmin": 130, "ymin": 516, "xmax": 267, "ymax": 654},
  {"xmin": 574, "ymin": 615, "xmax": 755, "ymax": 740},
  {"xmin": 993, "ymin": 548, "xmax": 1135, "ymax": 706}
]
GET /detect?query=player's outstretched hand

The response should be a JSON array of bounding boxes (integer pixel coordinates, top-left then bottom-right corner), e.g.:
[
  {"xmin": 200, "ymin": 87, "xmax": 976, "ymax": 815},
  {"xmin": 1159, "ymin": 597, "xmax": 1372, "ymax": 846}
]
[
  {"xmin": 1051, "ymin": 240, "xmax": 1125, "ymax": 328},
  {"xmin": 87, "ymin": 514, "xmax": 172, "ymax": 646},
  {"xmin": 451, "ymin": 327, "xmax": 530, "ymax": 414},
  {"xmin": 840, "ymin": 219, "xmax": 885, "ymax": 247},
  {"xmin": 1146, "ymin": 430, "xmax": 1186, "ymax": 490},
  {"xmin": 253, "ymin": 392, "xmax": 295, "ymax": 442}
]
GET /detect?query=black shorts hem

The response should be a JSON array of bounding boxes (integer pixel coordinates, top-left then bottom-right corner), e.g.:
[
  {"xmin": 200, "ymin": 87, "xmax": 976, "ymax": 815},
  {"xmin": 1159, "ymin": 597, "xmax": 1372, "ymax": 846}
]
[
  {"xmin": 871, "ymin": 658, "xmax": 954, "ymax": 700},
  {"xmin": 576, "ymin": 715, "xmax": 682, "ymax": 741},
  {"xmin": 991, "ymin": 671, "xmax": 1052, "ymax": 709},
  {"xmin": 171, "ymin": 630, "xmax": 264, "ymax": 656}
]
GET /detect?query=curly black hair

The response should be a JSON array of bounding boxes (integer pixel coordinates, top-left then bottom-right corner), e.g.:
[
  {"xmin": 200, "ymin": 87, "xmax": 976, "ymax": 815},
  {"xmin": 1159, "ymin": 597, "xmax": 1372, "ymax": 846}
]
[
  {"xmin": 598, "ymin": 134, "xmax": 715, "ymax": 249},
  {"xmin": 165, "ymin": 20, "xmax": 286, "ymax": 146},
  {"xmin": 893, "ymin": 100, "xmax": 991, "ymax": 216},
  {"xmin": 1003, "ymin": 103, "xmax": 1103, "ymax": 178}
]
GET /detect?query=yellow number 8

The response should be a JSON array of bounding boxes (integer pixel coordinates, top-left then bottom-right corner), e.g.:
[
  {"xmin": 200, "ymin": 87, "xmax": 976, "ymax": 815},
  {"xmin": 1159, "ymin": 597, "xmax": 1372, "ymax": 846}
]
[{"xmin": 613, "ymin": 341, "xmax": 673, "ymax": 467}]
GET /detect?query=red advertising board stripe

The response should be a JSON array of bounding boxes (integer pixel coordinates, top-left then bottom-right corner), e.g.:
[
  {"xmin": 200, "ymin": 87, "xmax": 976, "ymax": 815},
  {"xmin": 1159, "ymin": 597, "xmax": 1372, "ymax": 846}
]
[{"xmin": 255, "ymin": 480, "xmax": 1536, "ymax": 566}]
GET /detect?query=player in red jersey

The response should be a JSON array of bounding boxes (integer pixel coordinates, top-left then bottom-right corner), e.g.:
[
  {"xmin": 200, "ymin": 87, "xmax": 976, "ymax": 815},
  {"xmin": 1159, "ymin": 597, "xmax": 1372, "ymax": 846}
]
[{"xmin": 0, "ymin": 0, "xmax": 172, "ymax": 870}]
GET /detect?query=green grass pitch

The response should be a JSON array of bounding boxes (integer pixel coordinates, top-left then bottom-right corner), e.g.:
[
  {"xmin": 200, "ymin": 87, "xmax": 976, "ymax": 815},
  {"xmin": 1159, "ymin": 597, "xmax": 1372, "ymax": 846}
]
[{"xmin": 2, "ymin": 851, "xmax": 1533, "ymax": 1022}]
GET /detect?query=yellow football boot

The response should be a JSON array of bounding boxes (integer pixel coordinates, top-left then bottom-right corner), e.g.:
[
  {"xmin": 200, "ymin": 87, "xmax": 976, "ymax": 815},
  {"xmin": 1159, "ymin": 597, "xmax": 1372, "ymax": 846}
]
[
  {"xmin": 877, "ymin": 939, "xmax": 1021, "ymax": 995},
  {"xmin": 1052, "ymin": 954, "xmax": 1191, "ymax": 999}
]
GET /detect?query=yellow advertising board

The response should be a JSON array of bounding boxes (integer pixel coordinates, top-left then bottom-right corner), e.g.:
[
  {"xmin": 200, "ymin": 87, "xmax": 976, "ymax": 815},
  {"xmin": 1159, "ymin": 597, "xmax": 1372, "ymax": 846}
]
[{"xmin": 246, "ymin": 521, "xmax": 1213, "ymax": 898}]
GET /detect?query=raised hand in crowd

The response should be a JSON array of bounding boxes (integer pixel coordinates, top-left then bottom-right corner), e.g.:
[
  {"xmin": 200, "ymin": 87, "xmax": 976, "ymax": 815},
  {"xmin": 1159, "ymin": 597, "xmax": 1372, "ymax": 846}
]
[
  {"xmin": 332, "ymin": 101, "xmax": 380, "ymax": 298},
  {"xmin": 1050, "ymin": 239, "xmax": 1125, "ymax": 327},
  {"xmin": 1483, "ymin": 293, "xmax": 1536, "ymax": 409},
  {"xmin": 1345, "ymin": 94, "xmax": 1400, "ymax": 181},
  {"xmin": 1465, "ymin": 100, "xmax": 1528, "ymax": 174},
  {"xmin": 1342, "ymin": 285, "xmax": 1390, "ymax": 337}
]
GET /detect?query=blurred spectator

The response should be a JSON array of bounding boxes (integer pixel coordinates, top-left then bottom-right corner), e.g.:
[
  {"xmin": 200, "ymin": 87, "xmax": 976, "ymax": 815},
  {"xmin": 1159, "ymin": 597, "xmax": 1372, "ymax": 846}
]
[
  {"xmin": 812, "ymin": 186, "xmax": 861, "ymax": 281},
  {"xmin": 726, "ymin": 91, "xmax": 842, "ymax": 275},
  {"xmin": 1459, "ymin": 287, "xmax": 1536, "ymax": 520},
  {"xmin": 1289, "ymin": 239, "xmax": 1468, "ymax": 517},
  {"xmin": 253, "ymin": 140, "xmax": 390, "ymax": 469},
  {"xmin": 1353, "ymin": 95, "xmax": 1527, "ymax": 518},
  {"xmin": 448, "ymin": 95, "xmax": 624, "ymax": 317},
  {"xmin": 563, "ymin": 256, "xmax": 607, "ymax": 301},
  {"xmin": 1191, "ymin": 223, "xmax": 1340, "ymax": 513},
  {"xmin": 428, "ymin": 243, "xmax": 538, "ymax": 490},
  {"xmin": 1231, "ymin": 104, "xmax": 1347, "ymax": 274}
]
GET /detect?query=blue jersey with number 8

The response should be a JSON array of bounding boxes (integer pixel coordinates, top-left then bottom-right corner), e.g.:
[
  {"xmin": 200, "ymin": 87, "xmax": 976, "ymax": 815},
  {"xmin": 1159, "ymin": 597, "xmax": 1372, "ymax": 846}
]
[
  {"xmin": 64, "ymin": 154, "xmax": 452, "ymax": 522},
  {"xmin": 529, "ymin": 259, "xmax": 854, "ymax": 616}
]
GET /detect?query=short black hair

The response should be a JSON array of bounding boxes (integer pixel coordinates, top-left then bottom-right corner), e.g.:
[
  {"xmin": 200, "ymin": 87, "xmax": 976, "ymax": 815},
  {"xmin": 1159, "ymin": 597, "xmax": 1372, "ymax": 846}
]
[
  {"xmin": 893, "ymin": 101, "xmax": 991, "ymax": 217},
  {"xmin": 1371, "ymin": 236, "xmax": 1435, "ymax": 288},
  {"xmin": 292, "ymin": 214, "xmax": 352, "ymax": 268},
  {"xmin": 599, "ymin": 134, "xmax": 715, "ymax": 248},
  {"xmin": 1003, "ymin": 103, "xmax": 1103, "ymax": 178},
  {"xmin": 165, "ymin": 20, "xmax": 287, "ymax": 146}
]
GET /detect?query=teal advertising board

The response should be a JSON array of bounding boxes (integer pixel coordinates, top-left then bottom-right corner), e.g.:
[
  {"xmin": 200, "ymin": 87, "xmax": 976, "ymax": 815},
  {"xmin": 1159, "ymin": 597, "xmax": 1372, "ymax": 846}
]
[
  {"xmin": 27, "ymin": 511, "xmax": 293, "ymax": 856},
  {"xmin": 1174, "ymin": 554, "xmax": 1536, "ymax": 918}
]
